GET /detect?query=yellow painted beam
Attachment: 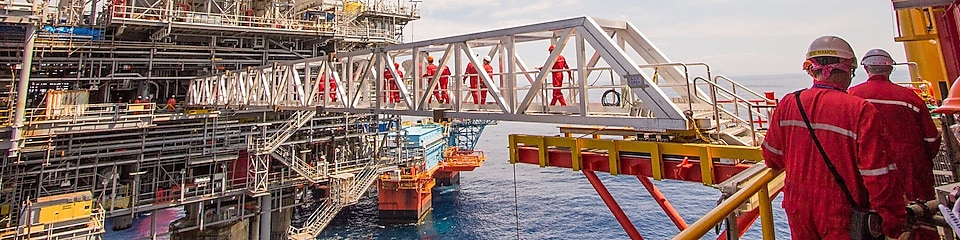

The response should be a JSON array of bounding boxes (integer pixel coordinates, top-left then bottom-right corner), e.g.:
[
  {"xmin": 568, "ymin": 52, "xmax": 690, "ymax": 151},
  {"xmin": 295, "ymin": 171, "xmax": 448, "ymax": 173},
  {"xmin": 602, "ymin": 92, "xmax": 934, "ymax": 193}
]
[
  {"xmin": 545, "ymin": 136, "xmax": 580, "ymax": 171},
  {"xmin": 616, "ymin": 140, "xmax": 663, "ymax": 180},
  {"xmin": 509, "ymin": 135, "xmax": 518, "ymax": 164},
  {"xmin": 699, "ymin": 146, "xmax": 715, "ymax": 186},
  {"xmin": 707, "ymin": 145, "xmax": 763, "ymax": 161},
  {"xmin": 580, "ymin": 138, "xmax": 619, "ymax": 175},
  {"xmin": 515, "ymin": 135, "xmax": 547, "ymax": 167}
]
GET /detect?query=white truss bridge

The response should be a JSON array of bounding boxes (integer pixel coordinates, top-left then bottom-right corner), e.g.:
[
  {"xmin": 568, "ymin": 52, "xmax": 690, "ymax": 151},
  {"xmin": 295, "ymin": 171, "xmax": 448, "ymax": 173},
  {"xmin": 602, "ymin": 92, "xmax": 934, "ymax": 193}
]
[{"xmin": 188, "ymin": 16, "xmax": 772, "ymax": 142}]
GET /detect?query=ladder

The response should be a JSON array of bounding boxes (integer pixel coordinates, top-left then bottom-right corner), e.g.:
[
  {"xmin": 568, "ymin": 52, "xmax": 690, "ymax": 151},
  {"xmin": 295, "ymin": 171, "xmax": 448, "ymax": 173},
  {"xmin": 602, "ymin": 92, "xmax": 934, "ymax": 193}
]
[
  {"xmin": 287, "ymin": 159, "xmax": 385, "ymax": 239},
  {"xmin": 247, "ymin": 110, "xmax": 318, "ymax": 193},
  {"xmin": 681, "ymin": 75, "xmax": 773, "ymax": 146},
  {"xmin": 272, "ymin": 145, "xmax": 325, "ymax": 183}
]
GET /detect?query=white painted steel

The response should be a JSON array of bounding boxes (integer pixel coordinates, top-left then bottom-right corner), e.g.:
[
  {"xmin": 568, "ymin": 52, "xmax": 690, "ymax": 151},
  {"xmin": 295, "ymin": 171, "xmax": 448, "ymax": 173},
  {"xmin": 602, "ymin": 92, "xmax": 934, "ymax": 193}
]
[{"xmin": 187, "ymin": 16, "xmax": 740, "ymax": 131}]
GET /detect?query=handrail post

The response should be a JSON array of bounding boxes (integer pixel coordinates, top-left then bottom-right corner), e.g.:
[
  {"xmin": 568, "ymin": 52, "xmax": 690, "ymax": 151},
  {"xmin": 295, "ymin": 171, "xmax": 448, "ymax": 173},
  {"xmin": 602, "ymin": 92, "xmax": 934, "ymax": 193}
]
[{"xmin": 758, "ymin": 184, "xmax": 775, "ymax": 240}]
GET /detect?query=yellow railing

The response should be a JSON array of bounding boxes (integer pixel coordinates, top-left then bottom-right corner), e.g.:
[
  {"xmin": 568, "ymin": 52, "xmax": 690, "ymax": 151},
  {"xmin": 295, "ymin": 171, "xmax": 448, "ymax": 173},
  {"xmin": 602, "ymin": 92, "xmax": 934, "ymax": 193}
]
[{"xmin": 673, "ymin": 168, "xmax": 783, "ymax": 239}]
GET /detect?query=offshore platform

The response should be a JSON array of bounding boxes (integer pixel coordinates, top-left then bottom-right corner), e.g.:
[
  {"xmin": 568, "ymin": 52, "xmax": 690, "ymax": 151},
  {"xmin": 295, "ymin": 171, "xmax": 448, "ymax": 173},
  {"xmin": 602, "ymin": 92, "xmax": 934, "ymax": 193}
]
[{"xmin": 2, "ymin": 0, "xmax": 960, "ymax": 239}]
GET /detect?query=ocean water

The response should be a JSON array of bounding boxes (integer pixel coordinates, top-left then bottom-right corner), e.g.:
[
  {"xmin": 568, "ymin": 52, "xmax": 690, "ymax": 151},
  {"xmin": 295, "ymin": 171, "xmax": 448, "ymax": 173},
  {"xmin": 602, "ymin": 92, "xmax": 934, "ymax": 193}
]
[
  {"xmin": 102, "ymin": 72, "xmax": 912, "ymax": 239},
  {"xmin": 319, "ymin": 71, "xmax": 914, "ymax": 240}
]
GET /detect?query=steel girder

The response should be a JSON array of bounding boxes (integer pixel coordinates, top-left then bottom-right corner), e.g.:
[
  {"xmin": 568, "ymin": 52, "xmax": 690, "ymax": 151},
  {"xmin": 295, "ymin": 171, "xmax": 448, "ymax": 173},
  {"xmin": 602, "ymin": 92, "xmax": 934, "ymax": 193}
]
[{"xmin": 188, "ymin": 16, "xmax": 717, "ymax": 131}]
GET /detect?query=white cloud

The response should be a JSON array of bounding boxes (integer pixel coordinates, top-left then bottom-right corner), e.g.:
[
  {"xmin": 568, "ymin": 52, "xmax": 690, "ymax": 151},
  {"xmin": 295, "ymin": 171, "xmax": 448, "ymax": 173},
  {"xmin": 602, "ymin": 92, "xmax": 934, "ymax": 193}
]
[{"xmin": 408, "ymin": 0, "xmax": 908, "ymax": 76}]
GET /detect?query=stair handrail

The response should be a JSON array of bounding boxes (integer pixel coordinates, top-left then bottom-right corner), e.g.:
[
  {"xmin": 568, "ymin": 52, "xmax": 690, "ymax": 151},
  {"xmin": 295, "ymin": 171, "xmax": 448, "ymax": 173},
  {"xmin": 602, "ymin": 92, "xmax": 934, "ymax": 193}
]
[
  {"xmin": 692, "ymin": 77, "xmax": 765, "ymax": 146},
  {"xmin": 272, "ymin": 145, "xmax": 323, "ymax": 182},
  {"xmin": 263, "ymin": 110, "xmax": 317, "ymax": 153}
]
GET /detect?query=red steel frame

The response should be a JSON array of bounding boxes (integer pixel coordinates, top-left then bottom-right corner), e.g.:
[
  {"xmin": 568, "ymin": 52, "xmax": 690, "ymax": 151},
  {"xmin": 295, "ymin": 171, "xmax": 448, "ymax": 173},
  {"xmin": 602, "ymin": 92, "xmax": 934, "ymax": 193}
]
[{"xmin": 516, "ymin": 146, "xmax": 773, "ymax": 239}]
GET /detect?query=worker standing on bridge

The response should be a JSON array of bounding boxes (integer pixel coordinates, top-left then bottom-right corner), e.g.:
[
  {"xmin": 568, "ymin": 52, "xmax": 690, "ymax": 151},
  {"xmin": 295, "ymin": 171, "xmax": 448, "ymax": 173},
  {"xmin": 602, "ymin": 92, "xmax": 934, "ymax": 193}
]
[
  {"xmin": 548, "ymin": 45, "xmax": 574, "ymax": 106},
  {"xmin": 762, "ymin": 36, "xmax": 907, "ymax": 239},
  {"xmin": 424, "ymin": 56, "xmax": 452, "ymax": 104},
  {"xmin": 849, "ymin": 48, "xmax": 940, "ymax": 240},
  {"xmin": 384, "ymin": 63, "xmax": 403, "ymax": 103},
  {"xmin": 463, "ymin": 55, "xmax": 493, "ymax": 104}
]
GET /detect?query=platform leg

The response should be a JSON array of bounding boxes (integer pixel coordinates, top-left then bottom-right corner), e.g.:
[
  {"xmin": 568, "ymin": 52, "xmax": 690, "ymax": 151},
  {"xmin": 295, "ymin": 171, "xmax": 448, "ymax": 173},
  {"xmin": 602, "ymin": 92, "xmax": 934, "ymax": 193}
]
[{"xmin": 583, "ymin": 170, "xmax": 643, "ymax": 240}]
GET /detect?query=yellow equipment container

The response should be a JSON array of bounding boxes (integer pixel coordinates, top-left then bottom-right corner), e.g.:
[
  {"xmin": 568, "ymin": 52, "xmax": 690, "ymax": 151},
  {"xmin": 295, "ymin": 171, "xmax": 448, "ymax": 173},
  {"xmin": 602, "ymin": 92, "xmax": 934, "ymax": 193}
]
[{"xmin": 31, "ymin": 191, "xmax": 93, "ymax": 225}]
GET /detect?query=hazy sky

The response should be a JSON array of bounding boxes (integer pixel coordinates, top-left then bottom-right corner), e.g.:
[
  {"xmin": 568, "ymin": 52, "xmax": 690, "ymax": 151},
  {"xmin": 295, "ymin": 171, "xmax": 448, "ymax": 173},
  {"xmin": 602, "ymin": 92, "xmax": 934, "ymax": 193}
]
[{"xmin": 404, "ymin": 0, "xmax": 905, "ymax": 76}]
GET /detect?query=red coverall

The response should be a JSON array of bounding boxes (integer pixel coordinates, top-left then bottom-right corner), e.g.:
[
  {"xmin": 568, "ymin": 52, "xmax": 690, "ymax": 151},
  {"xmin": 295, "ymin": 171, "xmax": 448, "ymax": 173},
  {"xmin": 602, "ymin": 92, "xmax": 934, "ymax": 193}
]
[
  {"xmin": 316, "ymin": 74, "xmax": 338, "ymax": 102},
  {"xmin": 849, "ymin": 75, "xmax": 940, "ymax": 239},
  {"xmin": 464, "ymin": 62, "xmax": 493, "ymax": 104},
  {"xmin": 550, "ymin": 55, "xmax": 573, "ymax": 106},
  {"xmin": 383, "ymin": 68, "xmax": 403, "ymax": 103},
  {"xmin": 424, "ymin": 64, "xmax": 452, "ymax": 104},
  {"xmin": 166, "ymin": 97, "xmax": 176, "ymax": 111},
  {"xmin": 762, "ymin": 80, "xmax": 906, "ymax": 239}
]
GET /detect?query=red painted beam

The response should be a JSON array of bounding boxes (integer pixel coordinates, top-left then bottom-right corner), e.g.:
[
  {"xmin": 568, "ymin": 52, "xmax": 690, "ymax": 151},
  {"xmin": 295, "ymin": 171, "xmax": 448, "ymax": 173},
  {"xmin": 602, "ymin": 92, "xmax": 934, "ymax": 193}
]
[
  {"xmin": 584, "ymin": 170, "xmax": 644, "ymax": 240},
  {"xmin": 516, "ymin": 147, "xmax": 752, "ymax": 183},
  {"xmin": 637, "ymin": 176, "xmax": 688, "ymax": 230}
]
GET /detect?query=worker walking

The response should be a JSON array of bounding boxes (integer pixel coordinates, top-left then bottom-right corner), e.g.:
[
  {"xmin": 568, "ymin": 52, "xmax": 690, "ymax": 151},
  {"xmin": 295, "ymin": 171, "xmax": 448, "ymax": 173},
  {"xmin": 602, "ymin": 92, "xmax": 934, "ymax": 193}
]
[
  {"xmin": 548, "ymin": 45, "xmax": 574, "ymax": 106},
  {"xmin": 762, "ymin": 36, "xmax": 907, "ymax": 239},
  {"xmin": 166, "ymin": 96, "xmax": 176, "ymax": 112},
  {"xmin": 424, "ymin": 56, "xmax": 452, "ymax": 104},
  {"xmin": 317, "ymin": 73, "xmax": 338, "ymax": 102},
  {"xmin": 463, "ymin": 56, "xmax": 493, "ymax": 104},
  {"xmin": 384, "ymin": 63, "xmax": 403, "ymax": 103},
  {"xmin": 849, "ymin": 48, "xmax": 941, "ymax": 239}
]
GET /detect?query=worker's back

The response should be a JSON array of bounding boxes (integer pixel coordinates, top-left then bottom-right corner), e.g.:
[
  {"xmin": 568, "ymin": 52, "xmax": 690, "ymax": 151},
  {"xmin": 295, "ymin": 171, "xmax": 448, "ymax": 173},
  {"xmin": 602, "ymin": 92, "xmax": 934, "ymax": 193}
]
[{"xmin": 849, "ymin": 75, "xmax": 940, "ymax": 201}]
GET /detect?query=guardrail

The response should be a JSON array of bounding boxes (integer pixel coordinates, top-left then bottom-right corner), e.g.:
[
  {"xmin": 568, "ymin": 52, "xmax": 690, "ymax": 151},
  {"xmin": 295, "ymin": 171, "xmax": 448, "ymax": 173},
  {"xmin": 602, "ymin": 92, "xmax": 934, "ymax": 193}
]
[{"xmin": 673, "ymin": 167, "xmax": 782, "ymax": 239}]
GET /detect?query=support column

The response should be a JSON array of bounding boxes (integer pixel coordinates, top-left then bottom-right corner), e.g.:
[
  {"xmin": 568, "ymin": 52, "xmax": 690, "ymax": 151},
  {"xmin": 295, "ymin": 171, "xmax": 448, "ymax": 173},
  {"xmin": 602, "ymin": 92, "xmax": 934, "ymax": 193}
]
[
  {"xmin": 11, "ymin": 24, "xmax": 36, "ymax": 156},
  {"xmin": 583, "ymin": 170, "xmax": 642, "ymax": 240},
  {"xmin": 258, "ymin": 193, "xmax": 272, "ymax": 240},
  {"xmin": 637, "ymin": 176, "xmax": 687, "ymax": 230}
]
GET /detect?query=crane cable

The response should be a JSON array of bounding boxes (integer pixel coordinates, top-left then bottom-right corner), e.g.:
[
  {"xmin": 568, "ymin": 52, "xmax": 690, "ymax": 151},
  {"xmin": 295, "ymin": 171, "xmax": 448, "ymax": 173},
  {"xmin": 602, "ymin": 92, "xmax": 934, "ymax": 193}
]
[{"xmin": 512, "ymin": 163, "xmax": 521, "ymax": 239}]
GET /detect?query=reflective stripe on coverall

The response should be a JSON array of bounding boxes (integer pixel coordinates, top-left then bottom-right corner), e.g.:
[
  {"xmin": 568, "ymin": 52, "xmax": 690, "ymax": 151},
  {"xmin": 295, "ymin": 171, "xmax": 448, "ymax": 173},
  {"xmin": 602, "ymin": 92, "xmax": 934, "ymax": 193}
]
[
  {"xmin": 762, "ymin": 80, "xmax": 906, "ymax": 238},
  {"xmin": 849, "ymin": 74, "xmax": 940, "ymax": 240}
]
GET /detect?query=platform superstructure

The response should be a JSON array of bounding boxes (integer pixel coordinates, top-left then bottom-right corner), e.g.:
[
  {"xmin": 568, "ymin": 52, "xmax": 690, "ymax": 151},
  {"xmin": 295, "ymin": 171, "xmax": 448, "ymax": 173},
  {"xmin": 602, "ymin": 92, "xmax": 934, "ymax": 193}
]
[{"xmin": 0, "ymin": 0, "xmax": 421, "ymax": 239}]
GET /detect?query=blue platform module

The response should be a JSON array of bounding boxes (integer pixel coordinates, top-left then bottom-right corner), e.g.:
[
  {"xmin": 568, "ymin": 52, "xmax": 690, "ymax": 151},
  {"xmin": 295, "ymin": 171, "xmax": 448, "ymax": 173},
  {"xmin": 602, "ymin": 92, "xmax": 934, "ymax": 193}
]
[{"xmin": 388, "ymin": 123, "xmax": 447, "ymax": 170}]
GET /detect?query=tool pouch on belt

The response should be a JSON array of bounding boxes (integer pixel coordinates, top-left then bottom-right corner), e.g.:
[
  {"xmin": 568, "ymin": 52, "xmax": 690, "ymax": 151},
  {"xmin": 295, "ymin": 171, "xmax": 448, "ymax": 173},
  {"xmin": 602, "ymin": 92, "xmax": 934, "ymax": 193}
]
[
  {"xmin": 794, "ymin": 90, "xmax": 883, "ymax": 240},
  {"xmin": 849, "ymin": 207, "xmax": 883, "ymax": 240}
]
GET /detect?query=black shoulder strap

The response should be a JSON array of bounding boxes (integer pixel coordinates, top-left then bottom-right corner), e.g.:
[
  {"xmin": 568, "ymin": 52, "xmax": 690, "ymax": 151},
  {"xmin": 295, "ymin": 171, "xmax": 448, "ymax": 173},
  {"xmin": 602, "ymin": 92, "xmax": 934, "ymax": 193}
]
[{"xmin": 793, "ymin": 89, "xmax": 860, "ymax": 208}]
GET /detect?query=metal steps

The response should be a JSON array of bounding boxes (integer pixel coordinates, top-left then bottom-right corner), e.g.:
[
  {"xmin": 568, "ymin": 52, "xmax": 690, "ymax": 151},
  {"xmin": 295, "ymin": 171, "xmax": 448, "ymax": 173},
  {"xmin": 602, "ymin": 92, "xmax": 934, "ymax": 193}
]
[
  {"xmin": 271, "ymin": 145, "xmax": 325, "ymax": 183},
  {"xmin": 287, "ymin": 163, "xmax": 383, "ymax": 239}
]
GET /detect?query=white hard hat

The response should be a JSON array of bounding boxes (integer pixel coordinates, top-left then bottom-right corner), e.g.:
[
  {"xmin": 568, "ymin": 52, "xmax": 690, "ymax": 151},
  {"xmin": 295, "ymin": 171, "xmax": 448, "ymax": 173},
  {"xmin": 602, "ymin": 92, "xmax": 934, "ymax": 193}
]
[
  {"xmin": 806, "ymin": 35, "xmax": 855, "ymax": 60},
  {"xmin": 483, "ymin": 56, "xmax": 491, "ymax": 62},
  {"xmin": 861, "ymin": 48, "xmax": 895, "ymax": 66}
]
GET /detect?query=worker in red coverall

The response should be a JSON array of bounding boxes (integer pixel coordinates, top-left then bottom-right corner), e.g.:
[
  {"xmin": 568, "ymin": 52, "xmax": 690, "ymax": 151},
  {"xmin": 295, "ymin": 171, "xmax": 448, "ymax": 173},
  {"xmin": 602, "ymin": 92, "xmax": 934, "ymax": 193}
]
[
  {"xmin": 548, "ymin": 45, "xmax": 574, "ymax": 106},
  {"xmin": 423, "ymin": 56, "xmax": 452, "ymax": 104},
  {"xmin": 383, "ymin": 63, "xmax": 403, "ymax": 103},
  {"xmin": 317, "ymin": 74, "xmax": 338, "ymax": 102},
  {"xmin": 761, "ymin": 36, "xmax": 907, "ymax": 239},
  {"xmin": 849, "ymin": 48, "xmax": 940, "ymax": 239},
  {"xmin": 166, "ymin": 96, "xmax": 176, "ymax": 112},
  {"xmin": 463, "ymin": 56, "xmax": 493, "ymax": 104}
]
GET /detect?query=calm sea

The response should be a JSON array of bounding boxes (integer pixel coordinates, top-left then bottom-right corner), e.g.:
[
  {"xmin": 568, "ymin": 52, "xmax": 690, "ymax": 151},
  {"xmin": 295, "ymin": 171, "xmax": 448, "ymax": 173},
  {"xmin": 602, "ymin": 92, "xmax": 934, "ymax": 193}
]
[{"xmin": 105, "ymin": 71, "xmax": 912, "ymax": 239}]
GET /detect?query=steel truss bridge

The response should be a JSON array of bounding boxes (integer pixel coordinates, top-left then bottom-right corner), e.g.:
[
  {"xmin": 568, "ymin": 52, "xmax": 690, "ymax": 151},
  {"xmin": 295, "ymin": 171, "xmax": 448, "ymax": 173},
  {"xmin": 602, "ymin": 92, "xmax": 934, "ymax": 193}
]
[{"xmin": 187, "ymin": 16, "xmax": 773, "ymax": 141}]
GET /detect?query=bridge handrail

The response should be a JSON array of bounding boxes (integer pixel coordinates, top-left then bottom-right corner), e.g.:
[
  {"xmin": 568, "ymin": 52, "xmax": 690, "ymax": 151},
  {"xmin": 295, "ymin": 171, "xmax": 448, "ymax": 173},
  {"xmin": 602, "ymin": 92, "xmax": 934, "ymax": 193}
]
[{"xmin": 673, "ymin": 167, "xmax": 782, "ymax": 239}]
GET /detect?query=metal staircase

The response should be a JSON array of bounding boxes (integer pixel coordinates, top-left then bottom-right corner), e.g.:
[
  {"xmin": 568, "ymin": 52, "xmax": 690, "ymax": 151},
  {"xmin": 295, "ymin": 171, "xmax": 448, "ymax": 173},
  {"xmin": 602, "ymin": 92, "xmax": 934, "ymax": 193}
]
[
  {"xmin": 272, "ymin": 145, "xmax": 325, "ymax": 183},
  {"xmin": 287, "ymin": 162, "xmax": 383, "ymax": 240},
  {"xmin": 685, "ymin": 75, "xmax": 774, "ymax": 146},
  {"xmin": 247, "ymin": 110, "xmax": 318, "ymax": 193}
]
